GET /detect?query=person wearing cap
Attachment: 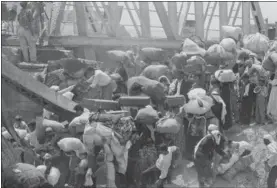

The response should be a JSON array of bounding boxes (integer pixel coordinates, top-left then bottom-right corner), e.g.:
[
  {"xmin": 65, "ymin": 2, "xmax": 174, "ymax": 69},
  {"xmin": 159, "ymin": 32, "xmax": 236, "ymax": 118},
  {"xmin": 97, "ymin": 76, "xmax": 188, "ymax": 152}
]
[
  {"xmin": 254, "ymin": 76, "xmax": 268, "ymax": 125},
  {"xmin": 17, "ymin": 1, "xmax": 37, "ymax": 63},
  {"xmin": 194, "ymin": 130, "xmax": 226, "ymax": 188},
  {"xmin": 13, "ymin": 115, "xmax": 29, "ymax": 132},
  {"xmin": 85, "ymin": 67, "xmax": 113, "ymax": 100}
]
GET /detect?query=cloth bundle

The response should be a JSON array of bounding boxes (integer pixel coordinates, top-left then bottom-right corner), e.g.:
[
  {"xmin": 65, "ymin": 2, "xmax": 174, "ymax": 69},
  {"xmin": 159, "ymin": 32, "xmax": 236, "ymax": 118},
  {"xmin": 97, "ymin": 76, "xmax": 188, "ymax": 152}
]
[
  {"xmin": 140, "ymin": 65, "xmax": 171, "ymax": 81},
  {"xmin": 155, "ymin": 117, "xmax": 181, "ymax": 134},
  {"xmin": 127, "ymin": 76, "xmax": 166, "ymax": 105},
  {"xmin": 221, "ymin": 25, "xmax": 242, "ymax": 42},
  {"xmin": 243, "ymin": 33, "xmax": 270, "ymax": 54},
  {"xmin": 107, "ymin": 50, "xmax": 128, "ymax": 62},
  {"xmin": 139, "ymin": 47, "xmax": 165, "ymax": 62},
  {"xmin": 215, "ymin": 69, "xmax": 236, "ymax": 83},
  {"xmin": 135, "ymin": 105, "xmax": 159, "ymax": 125},
  {"xmin": 171, "ymin": 53, "xmax": 188, "ymax": 70},
  {"xmin": 184, "ymin": 56, "xmax": 206, "ymax": 74}
]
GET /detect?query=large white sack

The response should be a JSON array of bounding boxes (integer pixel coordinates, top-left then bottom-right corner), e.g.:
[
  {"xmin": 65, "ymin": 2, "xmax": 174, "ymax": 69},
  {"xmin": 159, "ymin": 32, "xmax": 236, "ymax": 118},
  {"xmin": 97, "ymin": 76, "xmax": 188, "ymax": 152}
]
[
  {"xmin": 57, "ymin": 137, "xmax": 83, "ymax": 152},
  {"xmin": 183, "ymin": 97, "xmax": 213, "ymax": 115},
  {"xmin": 2, "ymin": 129, "xmax": 27, "ymax": 140},
  {"xmin": 243, "ymin": 33, "xmax": 269, "ymax": 54},
  {"xmin": 36, "ymin": 165, "xmax": 61, "ymax": 186},
  {"xmin": 43, "ymin": 119, "xmax": 65, "ymax": 132},
  {"xmin": 215, "ymin": 69, "xmax": 236, "ymax": 83},
  {"xmin": 83, "ymin": 122, "xmax": 113, "ymax": 146},
  {"xmin": 221, "ymin": 26, "xmax": 242, "ymax": 41},
  {"xmin": 187, "ymin": 88, "xmax": 207, "ymax": 100},
  {"xmin": 69, "ymin": 112, "xmax": 90, "ymax": 133}
]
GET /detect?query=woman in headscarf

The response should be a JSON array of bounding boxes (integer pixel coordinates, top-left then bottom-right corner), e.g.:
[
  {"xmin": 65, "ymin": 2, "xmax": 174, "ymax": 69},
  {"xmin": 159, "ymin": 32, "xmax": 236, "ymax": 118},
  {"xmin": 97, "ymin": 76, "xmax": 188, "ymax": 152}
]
[{"xmin": 158, "ymin": 75, "xmax": 170, "ymax": 95}]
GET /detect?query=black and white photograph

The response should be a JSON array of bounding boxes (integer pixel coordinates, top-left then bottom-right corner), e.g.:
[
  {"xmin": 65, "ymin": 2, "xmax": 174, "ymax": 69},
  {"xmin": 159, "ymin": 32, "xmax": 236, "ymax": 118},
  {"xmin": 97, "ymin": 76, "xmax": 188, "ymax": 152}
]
[{"xmin": 1, "ymin": 1, "xmax": 277, "ymax": 188}]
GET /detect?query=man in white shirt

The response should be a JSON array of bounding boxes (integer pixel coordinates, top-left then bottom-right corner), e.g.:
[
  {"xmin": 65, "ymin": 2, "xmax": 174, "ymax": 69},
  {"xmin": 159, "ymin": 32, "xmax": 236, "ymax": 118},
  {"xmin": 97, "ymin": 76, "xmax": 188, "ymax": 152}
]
[{"xmin": 85, "ymin": 67, "xmax": 114, "ymax": 100}]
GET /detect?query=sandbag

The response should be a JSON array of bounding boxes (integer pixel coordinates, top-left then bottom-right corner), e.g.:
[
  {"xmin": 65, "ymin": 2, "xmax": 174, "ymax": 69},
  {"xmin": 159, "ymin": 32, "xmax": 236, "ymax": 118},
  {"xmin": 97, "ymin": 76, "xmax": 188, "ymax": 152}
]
[
  {"xmin": 57, "ymin": 137, "xmax": 84, "ymax": 152},
  {"xmin": 139, "ymin": 47, "xmax": 165, "ymax": 62},
  {"xmin": 107, "ymin": 50, "xmax": 128, "ymax": 62},
  {"xmin": 221, "ymin": 154, "xmax": 254, "ymax": 182},
  {"xmin": 262, "ymin": 53, "xmax": 276, "ymax": 72},
  {"xmin": 156, "ymin": 117, "xmax": 180, "ymax": 134},
  {"xmin": 2, "ymin": 129, "xmax": 27, "ymax": 140},
  {"xmin": 83, "ymin": 122, "xmax": 113, "ymax": 146},
  {"xmin": 188, "ymin": 88, "xmax": 207, "ymax": 100},
  {"xmin": 135, "ymin": 105, "xmax": 159, "ymax": 125},
  {"xmin": 127, "ymin": 76, "xmax": 166, "ymax": 105},
  {"xmin": 215, "ymin": 69, "xmax": 236, "ymax": 83},
  {"xmin": 36, "ymin": 165, "xmax": 61, "ymax": 186},
  {"xmin": 221, "ymin": 26, "xmax": 242, "ymax": 42},
  {"xmin": 243, "ymin": 33, "xmax": 269, "ymax": 54},
  {"xmin": 140, "ymin": 65, "xmax": 171, "ymax": 81},
  {"xmin": 43, "ymin": 119, "xmax": 65, "ymax": 132},
  {"xmin": 220, "ymin": 38, "xmax": 237, "ymax": 53},
  {"xmin": 171, "ymin": 53, "xmax": 187, "ymax": 70}
]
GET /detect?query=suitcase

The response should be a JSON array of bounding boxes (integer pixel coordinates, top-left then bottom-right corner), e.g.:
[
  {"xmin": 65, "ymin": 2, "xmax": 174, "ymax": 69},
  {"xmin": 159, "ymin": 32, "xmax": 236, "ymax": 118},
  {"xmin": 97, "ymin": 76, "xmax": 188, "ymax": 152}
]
[
  {"xmin": 165, "ymin": 95, "xmax": 185, "ymax": 108},
  {"xmin": 80, "ymin": 99, "xmax": 119, "ymax": 111},
  {"xmin": 118, "ymin": 96, "xmax": 151, "ymax": 107}
]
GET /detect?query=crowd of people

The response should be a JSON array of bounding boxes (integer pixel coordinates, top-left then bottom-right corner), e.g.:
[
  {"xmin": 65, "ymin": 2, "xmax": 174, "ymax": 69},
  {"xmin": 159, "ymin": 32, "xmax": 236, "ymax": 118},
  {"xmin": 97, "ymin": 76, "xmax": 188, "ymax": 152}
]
[{"xmin": 1, "ymin": 3, "xmax": 277, "ymax": 188}]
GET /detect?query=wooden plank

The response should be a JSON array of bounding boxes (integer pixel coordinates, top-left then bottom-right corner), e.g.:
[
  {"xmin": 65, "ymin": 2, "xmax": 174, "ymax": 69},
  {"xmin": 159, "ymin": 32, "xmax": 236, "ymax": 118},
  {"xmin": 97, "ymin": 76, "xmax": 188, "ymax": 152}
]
[
  {"xmin": 178, "ymin": 2, "xmax": 191, "ymax": 36},
  {"xmin": 124, "ymin": 2, "xmax": 141, "ymax": 37},
  {"xmin": 153, "ymin": 2, "xmax": 176, "ymax": 40},
  {"xmin": 1, "ymin": 59, "xmax": 77, "ymax": 118},
  {"xmin": 139, "ymin": 2, "xmax": 151, "ymax": 37},
  {"xmin": 168, "ymin": 2, "xmax": 178, "ymax": 36},
  {"xmin": 3, "ymin": 35, "xmax": 183, "ymax": 49}
]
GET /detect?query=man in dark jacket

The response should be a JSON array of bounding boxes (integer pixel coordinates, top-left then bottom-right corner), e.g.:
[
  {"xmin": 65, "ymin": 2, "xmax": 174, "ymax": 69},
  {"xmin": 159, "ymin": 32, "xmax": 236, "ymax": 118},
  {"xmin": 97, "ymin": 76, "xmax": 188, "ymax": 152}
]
[
  {"xmin": 169, "ymin": 70, "xmax": 193, "ymax": 101},
  {"xmin": 194, "ymin": 130, "xmax": 226, "ymax": 188}
]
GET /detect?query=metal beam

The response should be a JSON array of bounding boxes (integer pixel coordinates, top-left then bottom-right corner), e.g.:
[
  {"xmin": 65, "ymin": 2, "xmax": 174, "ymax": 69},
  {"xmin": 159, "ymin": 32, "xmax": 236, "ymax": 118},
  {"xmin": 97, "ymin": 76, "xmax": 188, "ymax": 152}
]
[
  {"xmin": 228, "ymin": 2, "xmax": 235, "ymax": 24},
  {"xmin": 91, "ymin": 2, "xmax": 105, "ymax": 23},
  {"xmin": 124, "ymin": 2, "xmax": 141, "ymax": 37},
  {"xmin": 219, "ymin": 2, "xmax": 228, "ymax": 38},
  {"xmin": 178, "ymin": 2, "xmax": 191, "ymax": 36},
  {"xmin": 204, "ymin": 2, "xmax": 211, "ymax": 22},
  {"xmin": 49, "ymin": 2, "xmax": 66, "ymax": 36},
  {"xmin": 153, "ymin": 2, "xmax": 176, "ymax": 40},
  {"xmin": 108, "ymin": 2, "xmax": 123, "ymax": 37},
  {"xmin": 132, "ymin": 2, "xmax": 140, "ymax": 18},
  {"xmin": 74, "ymin": 2, "xmax": 96, "ymax": 60},
  {"xmin": 250, "ymin": 2, "xmax": 265, "ymax": 34},
  {"xmin": 242, "ymin": 2, "xmax": 251, "ymax": 34},
  {"xmin": 3, "ymin": 35, "xmax": 184, "ymax": 49},
  {"xmin": 194, "ymin": 2, "xmax": 204, "ymax": 39},
  {"xmin": 50, "ymin": 36, "xmax": 182, "ymax": 49},
  {"xmin": 205, "ymin": 2, "xmax": 216, "ymax": 40},
  {"xmin": 177, "ymin": 2, "xmax": 184, "ymax": 22},
  {"xmin": 232, "ymin": 2, "xmax": 241, "ymax": 26},
  {"xmin": 139, "ymin": 2, "xmax": 151, "ymax": 37},
  {"xmin": 168, "ymin": 2, "xmax": 178, "ymax": 37}
]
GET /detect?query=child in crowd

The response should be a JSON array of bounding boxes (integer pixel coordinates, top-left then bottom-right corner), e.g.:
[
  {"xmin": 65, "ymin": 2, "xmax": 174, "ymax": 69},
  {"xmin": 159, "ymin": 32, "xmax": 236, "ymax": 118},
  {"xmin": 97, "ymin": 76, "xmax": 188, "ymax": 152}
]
[
  {"xmin": 155, "ymin": 143, "xmax": 178, "ymax": 188},
  {"xmin": 255, "ymin": 77, "xmax": 268, "ymax": 125},
  {"xmin": 240, "ymin": 74, "xmax": 256, "ymax": 126},
  {"xmin": 75, "ymin": 152, "xmax": 89, "ymax": 188}
]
